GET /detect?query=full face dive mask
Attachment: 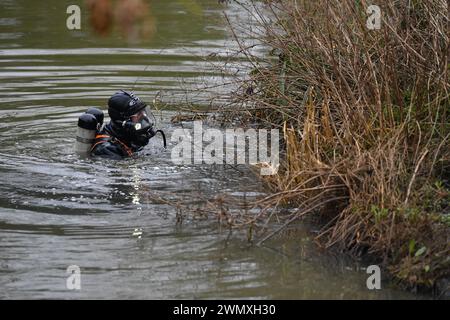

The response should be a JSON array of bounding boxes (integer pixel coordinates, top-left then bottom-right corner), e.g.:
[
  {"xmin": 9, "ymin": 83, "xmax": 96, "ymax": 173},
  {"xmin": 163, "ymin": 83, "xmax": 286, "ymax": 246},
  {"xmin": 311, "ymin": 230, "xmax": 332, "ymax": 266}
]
[
  {"xmin": 121, "ymin": 107, "xmax": 156, "ymax": 148},
  {"xmin": 109, "ymin": 90, "xmax": 166, "ymax": 150}
]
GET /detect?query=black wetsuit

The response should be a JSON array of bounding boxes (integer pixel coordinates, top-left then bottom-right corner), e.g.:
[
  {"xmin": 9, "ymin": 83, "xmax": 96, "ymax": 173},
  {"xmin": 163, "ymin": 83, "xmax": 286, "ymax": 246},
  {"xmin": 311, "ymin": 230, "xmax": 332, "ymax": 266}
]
[{"xmin": 90, "ymin": 123, "xmax": 135, "ymax": 159}]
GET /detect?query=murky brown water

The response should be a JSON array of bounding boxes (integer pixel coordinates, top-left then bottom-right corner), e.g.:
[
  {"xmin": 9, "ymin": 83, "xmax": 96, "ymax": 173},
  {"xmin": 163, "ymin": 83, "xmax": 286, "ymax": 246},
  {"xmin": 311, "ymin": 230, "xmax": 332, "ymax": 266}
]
[{"xmin": 0, "ymin": 0, "xmax": 422, "ymax": 299}]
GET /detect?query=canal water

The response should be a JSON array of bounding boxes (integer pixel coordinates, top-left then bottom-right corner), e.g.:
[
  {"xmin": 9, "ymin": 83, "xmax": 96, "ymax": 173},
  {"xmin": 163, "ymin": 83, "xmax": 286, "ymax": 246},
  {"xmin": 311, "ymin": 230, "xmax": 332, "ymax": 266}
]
[{"xmin": 0, "ymin": 0, "xmax": 420, "ymax": 299}]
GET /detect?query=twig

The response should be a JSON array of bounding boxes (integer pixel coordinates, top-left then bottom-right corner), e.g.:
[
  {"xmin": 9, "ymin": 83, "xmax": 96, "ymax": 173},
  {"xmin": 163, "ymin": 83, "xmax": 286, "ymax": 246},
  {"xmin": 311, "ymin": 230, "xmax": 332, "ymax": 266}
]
[{"xmin": 256, "ymin": 196, "xmax": 348, "ymax": 246}]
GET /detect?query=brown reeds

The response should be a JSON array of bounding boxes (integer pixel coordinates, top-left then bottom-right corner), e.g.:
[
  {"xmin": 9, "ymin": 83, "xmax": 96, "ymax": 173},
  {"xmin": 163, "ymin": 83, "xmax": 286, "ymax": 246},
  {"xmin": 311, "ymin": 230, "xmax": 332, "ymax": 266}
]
[{"xmin": 224, "ymin": 0, "xmax": 449, "ymax": 292}]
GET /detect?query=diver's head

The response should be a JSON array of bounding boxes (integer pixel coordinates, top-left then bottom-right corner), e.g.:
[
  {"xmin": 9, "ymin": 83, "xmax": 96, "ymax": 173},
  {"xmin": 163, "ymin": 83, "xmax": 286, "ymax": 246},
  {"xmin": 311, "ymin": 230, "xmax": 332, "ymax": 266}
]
[{"xmin": 108, "ymin": 90, "xmax": 155, "ymax": 150}]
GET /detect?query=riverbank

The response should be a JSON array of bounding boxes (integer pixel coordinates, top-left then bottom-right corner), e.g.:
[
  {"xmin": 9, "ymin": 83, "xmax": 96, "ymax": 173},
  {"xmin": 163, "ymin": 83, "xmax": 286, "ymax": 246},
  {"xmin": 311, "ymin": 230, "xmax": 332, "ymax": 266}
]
[{"xmin": 222, "ymin": 0, "xmax": 449, "ymax": 296}]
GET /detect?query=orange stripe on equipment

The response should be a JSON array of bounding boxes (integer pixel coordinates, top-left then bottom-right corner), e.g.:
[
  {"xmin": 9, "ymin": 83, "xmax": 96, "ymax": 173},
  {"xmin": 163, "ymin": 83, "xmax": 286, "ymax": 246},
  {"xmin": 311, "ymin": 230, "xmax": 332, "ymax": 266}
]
[{"xmin": 90, "ymin": 133, "xmax": 133, "ymax": 157}]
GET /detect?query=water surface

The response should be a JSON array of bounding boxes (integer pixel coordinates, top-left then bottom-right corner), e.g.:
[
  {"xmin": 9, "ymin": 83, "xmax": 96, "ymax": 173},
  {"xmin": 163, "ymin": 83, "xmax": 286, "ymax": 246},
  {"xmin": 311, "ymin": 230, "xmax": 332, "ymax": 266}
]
[{"xmin": 0, "ymin": 0, "xmax": 421, "ymax": 299}]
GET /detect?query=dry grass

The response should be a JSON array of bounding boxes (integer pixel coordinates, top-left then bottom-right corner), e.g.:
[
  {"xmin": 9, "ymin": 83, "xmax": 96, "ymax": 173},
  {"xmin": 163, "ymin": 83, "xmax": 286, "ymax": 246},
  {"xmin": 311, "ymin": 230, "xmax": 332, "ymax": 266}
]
[{"xmin": 221, "ymin": 0, "xmax": 449, "ymax": 292}]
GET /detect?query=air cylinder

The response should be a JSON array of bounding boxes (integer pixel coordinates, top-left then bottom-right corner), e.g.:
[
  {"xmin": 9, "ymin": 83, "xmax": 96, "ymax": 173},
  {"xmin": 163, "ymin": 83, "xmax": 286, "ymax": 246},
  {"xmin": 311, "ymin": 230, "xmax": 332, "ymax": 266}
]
[{"xmin": 74, "ymin": 113, "xmax": 98, "ymax": 154}]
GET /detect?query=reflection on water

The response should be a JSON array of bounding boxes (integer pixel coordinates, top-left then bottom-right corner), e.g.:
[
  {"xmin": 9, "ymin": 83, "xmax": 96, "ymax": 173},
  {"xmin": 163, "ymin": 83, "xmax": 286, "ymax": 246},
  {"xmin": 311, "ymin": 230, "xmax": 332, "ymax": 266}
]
[
  {"xmin": 0, "ymin": 0, "xmax": 243, "ymax": 108},
  {"xmin": 0, "ymin": 0, "xmax": 422, "ymax": 299}
]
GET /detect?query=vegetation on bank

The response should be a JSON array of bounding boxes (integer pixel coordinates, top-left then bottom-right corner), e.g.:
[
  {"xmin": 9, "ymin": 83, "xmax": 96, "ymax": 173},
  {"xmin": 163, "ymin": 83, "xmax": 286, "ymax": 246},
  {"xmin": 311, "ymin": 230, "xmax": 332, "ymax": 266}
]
[
  {"xmin": 85, "ymin": 0, "xmax": 449, "ymax": 294},
  {"xmin": 224, "ymin": 0, "xmax": 449, "ymax": 293}
]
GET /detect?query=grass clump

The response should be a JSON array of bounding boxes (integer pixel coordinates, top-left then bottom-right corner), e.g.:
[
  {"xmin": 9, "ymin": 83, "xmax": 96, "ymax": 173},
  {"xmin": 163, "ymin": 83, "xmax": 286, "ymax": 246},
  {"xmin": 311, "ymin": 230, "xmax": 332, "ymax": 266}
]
[{"xmin": 226, "ymin": 0, "xmax": 449, "ymax": 293}]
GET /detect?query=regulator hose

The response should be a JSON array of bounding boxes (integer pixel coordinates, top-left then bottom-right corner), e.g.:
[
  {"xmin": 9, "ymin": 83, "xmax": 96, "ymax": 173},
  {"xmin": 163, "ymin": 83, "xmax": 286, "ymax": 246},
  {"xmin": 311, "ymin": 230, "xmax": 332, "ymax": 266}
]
[{"xmin": 155, "ymin": 129, "xmax": 167, "ymax": 149}]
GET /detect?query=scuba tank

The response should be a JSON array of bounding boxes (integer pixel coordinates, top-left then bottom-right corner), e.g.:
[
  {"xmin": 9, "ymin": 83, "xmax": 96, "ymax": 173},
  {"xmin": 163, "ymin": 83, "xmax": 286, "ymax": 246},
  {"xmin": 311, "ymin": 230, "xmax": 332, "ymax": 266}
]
[
  {"xmin": 86, "ymin": 107, "xmax": 104, "ymax": 129},
  {"xmin": 74, "ymin": 108, "xmax": 104, "ymax": 154}
]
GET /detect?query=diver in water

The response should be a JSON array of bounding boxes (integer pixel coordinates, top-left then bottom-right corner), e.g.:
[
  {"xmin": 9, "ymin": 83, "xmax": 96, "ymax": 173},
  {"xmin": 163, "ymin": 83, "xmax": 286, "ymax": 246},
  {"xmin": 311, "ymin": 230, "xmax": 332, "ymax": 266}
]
[
  {"xmin": 91, "ymin": 90, "xmax": 156, "ymax": 159},
  {"xmin": 75, "ymin": 90, "xmax": 165, "ymax": 159}
]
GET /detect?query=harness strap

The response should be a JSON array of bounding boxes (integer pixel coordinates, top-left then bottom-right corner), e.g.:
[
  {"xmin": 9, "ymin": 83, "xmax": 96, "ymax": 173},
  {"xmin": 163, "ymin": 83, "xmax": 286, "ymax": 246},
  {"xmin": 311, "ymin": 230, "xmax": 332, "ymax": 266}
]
[
  {"xmin": 90, "ymin": 134, "xmax": 110, "ymax": 152},
  {"xmin": 91, "ymin": 133, "xmax": 133, "ymax": 157},
  {"xmin": 112, "ymin": 137, "xmax": 133, "ymax": 157}
]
